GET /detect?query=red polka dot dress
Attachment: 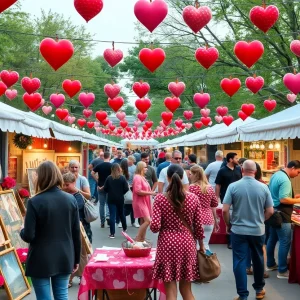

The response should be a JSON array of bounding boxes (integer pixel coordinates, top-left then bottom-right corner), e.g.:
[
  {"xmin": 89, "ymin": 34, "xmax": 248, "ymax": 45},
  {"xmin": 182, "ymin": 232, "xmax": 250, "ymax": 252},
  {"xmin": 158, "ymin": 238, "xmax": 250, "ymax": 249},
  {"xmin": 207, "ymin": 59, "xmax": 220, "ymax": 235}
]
[{"xmin": 150, "ymin": 192, "xmax": 204, "ymax": 282}]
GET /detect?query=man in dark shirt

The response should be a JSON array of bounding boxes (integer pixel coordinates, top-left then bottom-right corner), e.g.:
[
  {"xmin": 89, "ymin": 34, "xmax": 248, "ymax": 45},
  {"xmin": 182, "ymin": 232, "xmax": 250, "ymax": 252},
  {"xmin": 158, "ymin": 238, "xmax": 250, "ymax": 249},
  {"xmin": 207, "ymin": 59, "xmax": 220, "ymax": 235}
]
[
  {"xmin": 112, "ymin": 149, "xmax": 124, "ymax": 164},
  {"xmin": 92, "ymin": 152, "xmax": 112, "ymax": 228},
  {"xmin": 215, "ymin": 152, "xmax": 242, "ymax": 249}
]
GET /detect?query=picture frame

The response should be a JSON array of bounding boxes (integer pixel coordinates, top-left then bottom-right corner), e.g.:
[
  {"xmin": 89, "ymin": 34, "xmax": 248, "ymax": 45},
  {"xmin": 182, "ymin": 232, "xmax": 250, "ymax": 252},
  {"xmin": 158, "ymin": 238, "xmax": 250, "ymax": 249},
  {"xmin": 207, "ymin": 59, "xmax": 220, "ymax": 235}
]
[
  {"xmin": 14, "ymin": 191, "xmax": 26, "ymax": 217},
  {"xmin": 0, "ymin": 248, "xmax": 31, "ymax": 300},
  {"xmin": 80, "ymin": 222, "xmax": 93, "ymax": 255},
  {"xmin": 0, "ymin": 191, "xmax": 27, "ymax": 249},
  {"xmin": 54, "ymin": 153, "xmax": 82, "ymax": 174},
  {"xmin": 0, "ymin": 216, "xmax": 11, "ymax": 252},
  {"xmin": 26, "ymin": 169, "xmax": 37, "ymax": 197}
]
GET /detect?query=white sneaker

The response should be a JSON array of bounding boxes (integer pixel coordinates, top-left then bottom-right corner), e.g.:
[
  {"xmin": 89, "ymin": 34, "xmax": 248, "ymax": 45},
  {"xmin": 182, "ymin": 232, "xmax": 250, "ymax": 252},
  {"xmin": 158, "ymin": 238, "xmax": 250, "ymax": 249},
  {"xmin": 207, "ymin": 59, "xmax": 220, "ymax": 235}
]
[
  {"xmin": 277, "ymin": 271, "xmax": 289, "ymax": 279},
  {"xmin": 117, "ymin": 222, "xmax": 122, "ymax": 228},
  {"xmin": 133, "ymin": 222, "xmax": 140, "ymax": 228}
]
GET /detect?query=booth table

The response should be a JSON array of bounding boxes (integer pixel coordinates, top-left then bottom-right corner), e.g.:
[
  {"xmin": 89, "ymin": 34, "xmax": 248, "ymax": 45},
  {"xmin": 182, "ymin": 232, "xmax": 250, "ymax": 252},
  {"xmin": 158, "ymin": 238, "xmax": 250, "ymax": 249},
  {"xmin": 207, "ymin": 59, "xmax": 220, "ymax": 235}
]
[
  {"xmin": 78, "ymin": 248, "xmax": 166, "ymax": 300},
  {"xmin": 289, "ymin": 218, "xmax": 300, "ymax": 284}
]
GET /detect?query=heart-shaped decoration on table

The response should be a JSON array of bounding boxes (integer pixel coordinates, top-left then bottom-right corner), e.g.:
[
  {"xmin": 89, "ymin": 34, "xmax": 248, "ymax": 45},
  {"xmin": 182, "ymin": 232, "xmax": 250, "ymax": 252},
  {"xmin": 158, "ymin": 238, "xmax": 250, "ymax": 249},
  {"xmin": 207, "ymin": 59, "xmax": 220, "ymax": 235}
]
[
  {"xmin": 216, "ymin": 106, "xmax": 228, "ymax": 117},
  {"xmin": 0, "ymin": 70, "xmax": 19, "ymax": 88},
  {"xmin": 139, "ymin": 48, "xmax": 166, "ymax": 72},
  {"xmin": 42, "ymin": 106, "xmax": 53, "ymax": 115},
  {"xmin": 183, "ymin": 5, "xmax": 212, "ymax": 33},
  {"xmin": 103, "ymin": 48, "xmax": 123, "ymax": 67},
  {"xmin": 108, "ymin": 97, "xmax": 124, "ymax": 112},
  {"xmin": 132, "ymin": 81, "xmax": 150, "ymax": 98},
  {"xmin": 0, "ymin": 0, "xmax": 18, "ymax": 13},
  {"xmin": 245, "ymin": 76, "xmax": 264, "ymax": 94},
  {"xmin": 79, "ymin": 92, "xmax": 95, "ymax": 108},
  {"xmin": 249, "ymin": 5, "xmax": 279, "ymax": 33},
  {"xmin": 50, "ymin": 93, "xmax": 65, "ymax": 108},
  {"xmin": 23, "ymin": 93, "xmax": 43, "ymax": 111},
  {"xmin": 195, "ymin": 46, "xmax": 219, "ymax": 69},
  {"xmin": 234, "ymin": 41, "xmax": 264, "ymax": 68},
  {"xmin": 183, "ymin": 110, "xmax": 194, "ymax": 120},
  {"xmin": 104, "ymin": 84, "xmax": 121, "ymax": 99},
  {"xmin": 134, "ymin": 0, "xmax": 168, "ymax": 33},
  {"xmin": 40, "ymin": 38, "xmax": 74, "ymax": 71},
  {"xmin": 290, "ymin": 40, "xmax": 300, "ymax": 57},
  {"xmin": 193, "ymin": 92, "xmax": 210, "ymax": 108},
  {"xmin": 283, "ymin": 73, "xmax": 300, "ymax": 95},
  {"xmin": 56, "ymin": 108, "xmax": 69, "ymax": 121},
  {"xmin": 62, "ymin": 79, "xmax": 82, "ymax": 98},
  {"xmin": 5, "ymin": 89, "xmax": 17, "ymax": 101},
  {"xmin": 74, "ymin": 0, "xmax": 103, "ymax": 22},
  {"xmin": 241, "ymin": 103, "xmax": 255, "ymax": 116},
  {"xmin": 113, "ymin": 279, "xmax": 125, "ymax": 289},
  {"xmin": 21, "ymin": 77, "xmax": 41, "ymax": 94},
  {"xmin": 168, "ymin": 81, "xmax": 185, "ymax": 97},
  {"xmin": 164, "ymin": 97, "xmax": 181, "ymax": 112},
  {"xmin": 238, "ymin": 111, "xmax": 248, "ymax": 121},
  {"xmin": 220, "ymin": 78, "xmax": 241, "ymax": 97},
  {"xmin": 92, "ymin": 269, "xmax": 104, "ymax": 282},
  {"xmin": 95, "ymin": 111, "xmax": 108, "ymax": 122},
  {"xmin": 201, "ymin": 117, "xmax": 212, "ymax": 126},
  {"xmin": 223, "ymin": 115, "xmax": 234, "ymax": 126},
  {"xmin": 133, "ymin": 269, "xmax": 145, "ymax": 282},
  {"xmin": 263, "ymin": 99, "xmax": 277, "ymax": 112},
  {"xmin": 77, "ymin": 119, "xmax": 87, "ymax": 127},
  {"xmin": 287, "ymin": 93, "xmax": 297, "ymax": 103},
  {"xmin": 194, "ymin": 121, "xmax": 203, "ymax": 129},
  {"xmin": 200, "ymin": 108, "xmax": 210, "ymax": 118},
  {"xmin": 215, "ymin": 115, "xmax": 223, "ymax": 123},
  {"xmin": 83, "ymin": 109, "xmax": 93, "ymax": 118},
  {"xmin": 135, "ymin": 98, "xmax": 151, "ymax": 114}
]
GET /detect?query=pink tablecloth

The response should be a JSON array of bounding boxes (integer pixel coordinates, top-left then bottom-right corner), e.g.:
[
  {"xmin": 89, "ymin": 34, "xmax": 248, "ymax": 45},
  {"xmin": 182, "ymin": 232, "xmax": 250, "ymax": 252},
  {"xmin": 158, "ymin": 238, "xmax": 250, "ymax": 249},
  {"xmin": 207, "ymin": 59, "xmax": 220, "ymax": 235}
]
[{"xmin": 78, "ymin": 248, "xmax": 166, "ymax": 300}]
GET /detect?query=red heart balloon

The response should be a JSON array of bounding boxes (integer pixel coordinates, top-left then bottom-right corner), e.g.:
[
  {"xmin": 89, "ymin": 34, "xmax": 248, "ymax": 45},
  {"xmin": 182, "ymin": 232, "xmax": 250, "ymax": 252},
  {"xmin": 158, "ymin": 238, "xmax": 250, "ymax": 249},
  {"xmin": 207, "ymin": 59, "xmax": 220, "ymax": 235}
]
[
  {"xmin": 62, "ymin": 79, "xmax": 82, "ymax": 98},
  {"xmin": 103, "ymin": 48, "xmax": 123, "ymax": 67},
  {"xmin": 79, "ymin": 92, "xmax": 95, "ymax": 108},
  {"xmin": 175, "ymin": 119, "xmax": 183, "ymax": 128},
  {"xmin": 132, "ymin": 82, "xmax": 150, "ymax": 98},
  {"xmin": 21, "ymin": 77, "xmax": 41, "ymax": 95},
  {"xmin": 32, "ymin": 98, "xmax": 45, "ymax": 112},
  {"xmin": 108, "ymin": 97, "xmax": 124, "ymax": 112},
  {"xmin": 101, "ymin": 118, "xmax": 110, "ymax": 126},
  {"xmin": 56, "ymin": 108, "xmax": 69, "ymax": 121},
  {"xmin": 164, "ymin": 97, "xmax": 181, "ymax": 112},
  {"xmin": 168, "ymin": 81, "xmax": 185, "ymax": 97},
  {"xmin": 264, "ymin": 99, "xmax": 277, "ymax": 112},
  {"xmin": 83, "ymin": 109, "xmax": 93, "ymax": 118},
  {"xmin": 0, "ymin": 82, "xmax": 7, "ymax": 96},
  {"xmin": 139, "ymin": 48, "xmax": 166, "ymax": 72},
  {"xmin": 77, "ymin": 119, "xmax": 87, "ymax": 127},
  {"xmin": 109, "ymin": 125, "xmax": 116, "ymax": 131},
  {"xmin": 234, "ymin": 41, "xmax": 264, "ymax": 68},
  {"xmin": 200, "ymin": 108, "xmax": 210, "ymax": 118},
  {"xmin": 145, "ymin": 120, "xmax": 154, "ymax": 128},
  {"xmin": 163, "ymin": 119, "xmax": 172, "ymax": 126},
  {"xmin": 161, "ymin": 111, "xmax": 173, "ymax": 122},
  {"xmin": 238, "ymin": 111, "xmax": 248, "ymax": 121},
  {"xmin": 223, "ymin": 115, "xmax": 234, "ymax": 126},
  {"xmin": 195, "ymin": 46, "xmax": 219, "ymax": 69},
  {"xmin": 283, "ymin": 73, "xmax": 300, "ymax": 94},
  {"xmin": 120, "ymin": 120, "xmax": 128, "ymax": 129},
  {"xmin": 134, "ymin": 0, "xmax": 168, "ymax": 33},
  {"xmin": 193, "ymin": 92, "xmax": 210, "ymax": 108},
  {"xmin": 104, "ymin": 83, "xmax": 121, "ymax": 99},
  {"xmin": 50, "ymin": 93, "xmax": 65, "ymax": 108},
  {"xmin": 137, "ymin": 113, "xmax": 148, "ymax": 122},
  {"xmin": 0, "ymin": 70, "xmax": 19, "ymax": 88},
  {"xmin": 23, "ymin": 93, "xmax": 43, "ymax": 111},
  {"xmin": 5, "ymin": 89, "xmax": 17, "ymax": 101},
  {"xmin": 241, "ymin": 103, "xmax": 255, "ymax": 116},
  {"xmin": 290, "ymin": 40, "xmax": 300, "ymax": 57},
  {"xmin": 183, "ymin": 5, "xmax": 212, "ymax": 33},
  {"xmin": 87, "ymin": 122, "xmax": 95, "ymax": 129},
  {"xmin": 183, "ymin": 110, "xmax": 193, "ymax": 120},
  {"xmin": 249, "ymin": 5, "xmax": 279, "ymax": 33},
  {"xmin": 74, "ymin": 0, "xmax": 103, "ymax": 22},
  {"xmin": 194, "ymin": 121, "xmax": 203, "ymax": 129},
  {"xmin": 245, "ymin": 76, "xmax": 264, "ymax": 94},
  {"xmin": 216, "ymin": 106, "xmax": 228, "ymax": 117},
  {"xmin": 135, "ymin": 98, "xmax": 151, "ymax": 113},
  {"xmin": 201, "ymin": 117, "xmax": 211, "ymax": 126},
  {"xmin": 95, "ymin": 111, "xmax": 108, "ymax": 122},
  {"xmin": 0, "ymin": 0, "xmax": 17, "ymax": 13},
  {"xmin": 40, "ymin": 38, "xmax": 74, "ymax": 71},
  {"xmin": 220, "ymin": 78, "xmax": 241, "ymax": 97},
  {"xmin": 117, "ymin": 128, "xmax": 123, "ymax": 134}
]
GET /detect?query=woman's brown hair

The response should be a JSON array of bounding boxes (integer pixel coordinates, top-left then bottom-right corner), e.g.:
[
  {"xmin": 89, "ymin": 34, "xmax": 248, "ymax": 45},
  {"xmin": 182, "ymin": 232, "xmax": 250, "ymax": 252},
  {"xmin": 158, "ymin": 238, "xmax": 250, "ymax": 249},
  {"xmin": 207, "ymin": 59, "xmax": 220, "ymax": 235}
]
[
  {"xmin": 35, "ymin": 161, "xmax": 63, "ymax": 194},
  {"xmin": 190, "ymin": 165, "xmax": 209, "ymax": 193},
  {"xmin": 166, "ymin": 164, "xmax": 185, "ymax": 210},
  {"xmin": 111, "ymin": 163, "xmax": 121, "ymax": 179}
]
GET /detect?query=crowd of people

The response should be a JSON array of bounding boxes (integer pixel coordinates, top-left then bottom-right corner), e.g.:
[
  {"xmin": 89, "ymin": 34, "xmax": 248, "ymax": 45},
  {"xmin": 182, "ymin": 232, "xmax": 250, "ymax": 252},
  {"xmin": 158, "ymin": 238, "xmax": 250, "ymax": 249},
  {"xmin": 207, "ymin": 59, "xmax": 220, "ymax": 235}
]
[{"xmin": 17, "ymin": 147, "xmax": 300, "ymax": 300}]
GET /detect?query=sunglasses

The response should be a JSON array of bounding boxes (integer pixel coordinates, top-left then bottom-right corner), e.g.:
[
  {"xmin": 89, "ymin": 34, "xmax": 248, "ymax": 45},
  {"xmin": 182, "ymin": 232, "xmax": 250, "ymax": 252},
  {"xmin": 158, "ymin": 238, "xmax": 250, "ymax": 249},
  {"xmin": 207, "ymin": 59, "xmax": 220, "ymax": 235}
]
[{"xmin": 173, "ymin": 157, "xmax": 182, "ymax": 160}]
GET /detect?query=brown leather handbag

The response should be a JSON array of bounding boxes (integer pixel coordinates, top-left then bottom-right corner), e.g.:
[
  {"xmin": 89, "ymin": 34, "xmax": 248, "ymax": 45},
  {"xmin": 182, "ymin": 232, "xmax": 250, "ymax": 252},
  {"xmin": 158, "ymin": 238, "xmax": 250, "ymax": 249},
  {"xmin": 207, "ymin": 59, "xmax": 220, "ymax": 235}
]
[{"xmin": 175, "ymin": 209, "xmax": 221, "ymax": 283}]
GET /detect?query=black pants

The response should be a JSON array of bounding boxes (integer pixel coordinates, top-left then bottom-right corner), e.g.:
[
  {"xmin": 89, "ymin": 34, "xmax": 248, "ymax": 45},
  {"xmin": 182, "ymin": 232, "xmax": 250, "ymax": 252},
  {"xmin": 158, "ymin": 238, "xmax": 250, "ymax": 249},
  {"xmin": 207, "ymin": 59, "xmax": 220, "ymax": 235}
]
[{"xmin": 124, "ymin": 204, "xmax": 135, "ymax": 224}]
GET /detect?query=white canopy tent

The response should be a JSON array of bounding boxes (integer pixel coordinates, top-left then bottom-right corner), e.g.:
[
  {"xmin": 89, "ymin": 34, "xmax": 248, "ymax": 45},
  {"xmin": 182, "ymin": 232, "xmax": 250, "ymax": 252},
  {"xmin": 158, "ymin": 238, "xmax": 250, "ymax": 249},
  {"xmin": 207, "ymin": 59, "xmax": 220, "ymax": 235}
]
[
  {"xmin": 184, "ymin": 125, "xmax": 221, "ymax": 146},
  {"xmin": 238, "ymin": 104, "xmax": 300, "ymax": 141},
  {"xmin": 121, "ymin": 138, "xmax": 159, "ymax": 147}
]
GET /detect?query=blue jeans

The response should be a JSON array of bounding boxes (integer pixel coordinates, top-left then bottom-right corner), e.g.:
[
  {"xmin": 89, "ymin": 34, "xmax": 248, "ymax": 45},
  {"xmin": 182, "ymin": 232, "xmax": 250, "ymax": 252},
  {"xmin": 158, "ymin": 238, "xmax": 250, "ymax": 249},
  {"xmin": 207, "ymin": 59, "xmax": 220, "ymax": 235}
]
[
  {"xmin": 108, "ymin": 203, "xmax": 127, "ymax": 235},
  {"xmin": 98, "ymin": 190, "xmax": 109, "ymax": 225},
  {"xmin": 267, "ymin": 222, "xmax": 292, "ymax": 273},
  {"xmin": 93, "ymin": 183, "xmax": 98, "ymax": 202},
  {"xmin": 32, "ymin": 274, "xmax": 70, "ymax": 300},
  {"xmin": 232, "ymin": 233, "xmax": 265, "ymax": 300}
]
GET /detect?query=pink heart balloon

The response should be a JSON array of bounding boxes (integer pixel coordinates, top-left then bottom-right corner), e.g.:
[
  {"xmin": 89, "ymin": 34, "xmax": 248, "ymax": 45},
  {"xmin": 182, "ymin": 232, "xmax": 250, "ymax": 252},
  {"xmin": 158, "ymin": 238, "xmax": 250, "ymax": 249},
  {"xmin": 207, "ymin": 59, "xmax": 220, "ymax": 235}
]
[
  {"xmin": 94, "ymin": 121, "xmax": 100, "ymax": 127},
  {"xmin": 83, "ymin": 108, "xmax": 93, "ymax": 118},
  {"xmin": 168, "ymin": 81, "xmax": 185, "ymax": 97},
  {"xmin": 78, "ymin": 92, "xmax": 95, "ymax": 108},
  {"xmin": 67, "ymin": 116, "xmax": 76, "ymax": 124},
  {"xmin": 287, "ymin": 93, "xmax": 297, "ymax": 103},
  {"xmin": 50, "ymin": 93, "xmax": 65, "ymax": 108},
  {"xmin": 104, "ymin": 83, "xmax": 121, "ymax": 99},
  {"xmin": 283, "ymin": 73, "xmax": 300, "ymax": 95},
  {"xmin": 215, "ymin": 115, "xmax": 223, "ymax": 124},
  {"xmin": 42, "ymin": 106, "xmax": 53, "ymax": 115},
  {"xmin": 116, "ymin": 111, "xmax": 126, "ymax": 120},
  {"xmin": 200, "ymin": 108, "xmax": 210, "ymax": 117},
  {"xmin": 183, "ymin": 5, "xmax": 212, "ymax": 33},
  {"xmin": 103, "ymin": 49, "xmax": 123, "ymax": 67},
  {"xmin": 5, "ymin": 89, "xmax": 17, "ymax": 100},
  {"xmin": 193, "ymin": 92, "xmax": 210, "ymax": 108},
  {"xmin": 95, "ymin": 127, "xmax": 102, "ymax": 133},
  {"xmin": 134, "ymin": 120, "xmax": 141, "ymax": 127}
]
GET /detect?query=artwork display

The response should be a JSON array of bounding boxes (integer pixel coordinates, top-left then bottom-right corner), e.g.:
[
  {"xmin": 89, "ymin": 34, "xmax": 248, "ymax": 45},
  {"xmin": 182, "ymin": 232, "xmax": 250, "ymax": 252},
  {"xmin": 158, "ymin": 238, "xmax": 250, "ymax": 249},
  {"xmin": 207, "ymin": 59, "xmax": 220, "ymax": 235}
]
[
  {"xmin": 0, "ymin": 248, "xmax": 31, "ymax": 300},
  {"xmin": 7, "ymin": 157, "xmax": 17, "ymax": 181},
  {"xmin": 0, "ymin": 216, "xmax": 10, "ymax": 252},
  {"xmin": 0, "ymin": 191, "xmax": 27, "ymax": 249},
  {"xmin": 55, "ymin": 153, "xmax": 81, "ymax": 172},
  {"xmin": 80, "ymin": 222, "xmax": 93, "ymax": 255},
  {"xmin": 26, "ymin": 169, "xmax": 37, "ymax": 197}
]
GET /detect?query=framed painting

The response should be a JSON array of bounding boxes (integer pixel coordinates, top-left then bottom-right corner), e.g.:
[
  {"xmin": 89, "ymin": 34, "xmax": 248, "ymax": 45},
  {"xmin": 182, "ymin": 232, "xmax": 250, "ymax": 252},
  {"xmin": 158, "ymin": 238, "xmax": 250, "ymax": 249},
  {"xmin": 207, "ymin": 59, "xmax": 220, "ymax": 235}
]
[
  {"xmin": 0, "ymin": 191, "xmax": 27, "ymax": 249},
  {"xmin": 0, "ymin": 248, "xmax": 31, "ymax": 300},
  {"xmin": 26, "ymin": 169, "xmax": 37, "ymax": 197},
  {"xmin": 55, "ymin": 153, "xmax": 82, "ymax": 174},
  {"xmin": 7, "ymin": 157, "xmax": 17, "ymax": 181},
  {"xmin": 14, "ymin": 191, "xmax": 26, "ymax": 217},
  {"xmin": 80, "ymin": 222, "xmax": 93, "ymax": 255}
]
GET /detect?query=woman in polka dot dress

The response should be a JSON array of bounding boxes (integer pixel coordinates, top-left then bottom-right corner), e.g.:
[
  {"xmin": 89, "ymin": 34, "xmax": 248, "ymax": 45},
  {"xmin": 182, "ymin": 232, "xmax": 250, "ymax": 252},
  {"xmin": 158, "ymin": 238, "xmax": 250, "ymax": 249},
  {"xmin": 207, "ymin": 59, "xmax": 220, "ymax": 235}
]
[
  {"xmin": 150, "ymin": 164, "xmax": 204, "ymax": 299},
  {"xmin": 189, "ymin": 165, "xmax": 219, "ymax": 251}
]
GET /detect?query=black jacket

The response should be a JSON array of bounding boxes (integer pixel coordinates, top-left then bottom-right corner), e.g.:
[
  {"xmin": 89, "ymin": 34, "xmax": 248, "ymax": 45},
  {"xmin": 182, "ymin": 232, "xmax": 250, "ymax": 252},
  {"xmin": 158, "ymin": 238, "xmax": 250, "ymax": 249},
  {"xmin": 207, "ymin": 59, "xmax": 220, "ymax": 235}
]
[
  {"xmin": 104, "ymin": 175, "xmax": 129, "ymax": 205},
  {"xmin": 20, "ymin": 186, "xmax": 81, "ymax": 278}
]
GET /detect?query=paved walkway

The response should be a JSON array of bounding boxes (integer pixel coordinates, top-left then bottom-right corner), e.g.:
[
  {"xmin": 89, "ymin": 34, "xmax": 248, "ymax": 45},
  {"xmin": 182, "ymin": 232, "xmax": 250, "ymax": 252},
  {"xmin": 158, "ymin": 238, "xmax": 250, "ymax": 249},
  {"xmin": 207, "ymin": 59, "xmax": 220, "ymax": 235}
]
[{"xmin": 1, "ymin": 215, "xmax": 298, "ymax": 300}]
